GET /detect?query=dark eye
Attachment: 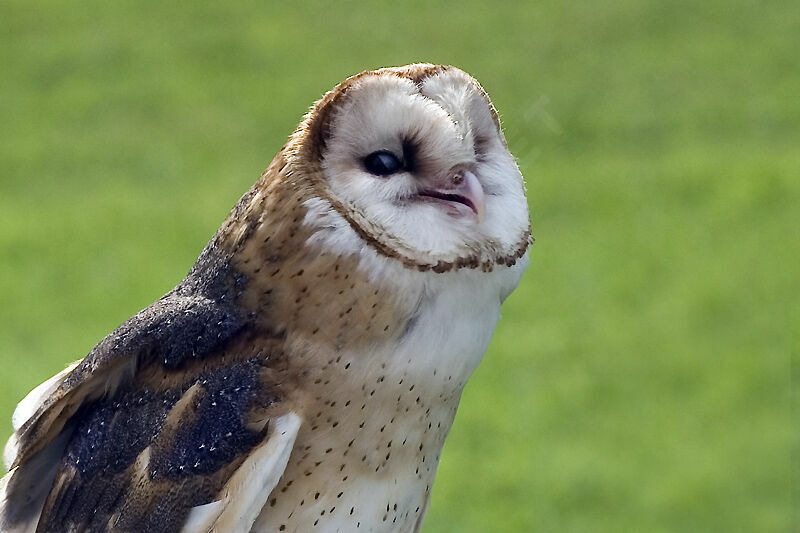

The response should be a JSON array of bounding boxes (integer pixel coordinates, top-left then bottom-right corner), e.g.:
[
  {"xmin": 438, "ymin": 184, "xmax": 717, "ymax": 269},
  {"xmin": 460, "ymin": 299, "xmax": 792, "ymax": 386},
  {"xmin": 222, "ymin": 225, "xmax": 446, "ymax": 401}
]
[{"xmin": 364, "ymin": 151, "xmax": 402, "ymax": 176}]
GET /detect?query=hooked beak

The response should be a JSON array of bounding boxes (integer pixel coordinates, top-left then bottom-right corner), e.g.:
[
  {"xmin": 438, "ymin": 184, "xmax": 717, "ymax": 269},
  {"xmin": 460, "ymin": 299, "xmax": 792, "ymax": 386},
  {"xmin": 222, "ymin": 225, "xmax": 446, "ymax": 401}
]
[{"xmin": 417, "ymin": 170, "xmax": 486, "ymax": 222}]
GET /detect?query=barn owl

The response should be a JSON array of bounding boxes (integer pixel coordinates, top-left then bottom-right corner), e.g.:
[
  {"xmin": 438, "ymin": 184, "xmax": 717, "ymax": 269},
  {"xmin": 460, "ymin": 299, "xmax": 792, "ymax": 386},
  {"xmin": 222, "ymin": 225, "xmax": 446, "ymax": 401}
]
[{"xmin": 0, "ymin": 63, "xmax": 531, "ymax": 532}]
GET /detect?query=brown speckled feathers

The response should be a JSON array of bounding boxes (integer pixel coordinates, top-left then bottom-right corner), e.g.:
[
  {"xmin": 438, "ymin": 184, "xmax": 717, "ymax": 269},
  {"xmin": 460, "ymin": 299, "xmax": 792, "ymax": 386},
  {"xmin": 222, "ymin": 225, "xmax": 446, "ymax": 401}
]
[
  {"xmin": 7, "ymin": 151, "xmax": 415, "ymax": 532},
  {"xmin": 1, "ymin": 63, "xmax": 531, "ymax": 533}
]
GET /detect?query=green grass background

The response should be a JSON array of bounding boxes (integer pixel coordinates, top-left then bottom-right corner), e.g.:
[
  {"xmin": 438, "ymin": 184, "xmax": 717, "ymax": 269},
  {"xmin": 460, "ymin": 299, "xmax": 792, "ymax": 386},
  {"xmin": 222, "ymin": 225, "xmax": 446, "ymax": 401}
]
[{"xmin": 1, "ymin": 1, "xmax": 796, "ymax": 531}]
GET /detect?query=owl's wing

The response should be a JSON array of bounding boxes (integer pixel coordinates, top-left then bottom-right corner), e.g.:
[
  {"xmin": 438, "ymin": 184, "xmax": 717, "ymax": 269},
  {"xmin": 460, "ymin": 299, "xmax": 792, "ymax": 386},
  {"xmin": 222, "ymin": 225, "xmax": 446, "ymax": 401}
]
[
  {"xmin": 179, "ymin": 412, "xmax": 300, "ymax": 533},
  {"xmin": 0, "ymin": 251, "xmax": 300, "ymax": 533}
]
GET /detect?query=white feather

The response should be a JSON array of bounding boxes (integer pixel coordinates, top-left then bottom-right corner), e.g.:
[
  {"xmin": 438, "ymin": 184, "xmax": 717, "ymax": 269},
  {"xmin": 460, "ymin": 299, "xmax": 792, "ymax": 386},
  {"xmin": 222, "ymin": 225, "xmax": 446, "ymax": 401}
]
[
  {"xmin": 11, "ymin": 361, "xmax": 79, "ymax": 432},
  {"xmin": 4, "ymin": 361, "xmax": 79, "ymax": 470},
  {"xmin": 181, "ymin": 412, "xmax": 302, "ymax": 533}
]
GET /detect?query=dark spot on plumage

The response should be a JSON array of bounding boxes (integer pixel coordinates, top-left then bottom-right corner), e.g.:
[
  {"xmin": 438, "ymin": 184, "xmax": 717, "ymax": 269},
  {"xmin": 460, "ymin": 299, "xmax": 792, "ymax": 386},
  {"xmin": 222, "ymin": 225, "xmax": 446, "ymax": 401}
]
[
  {"xmin": 432, "ymin": 260, "xmax": 451, "ymax": 274},
  {"xmin": 401, "ymin": 138, "xmax": 419, "ymax": 172},
  {"xmin": 456, "ymin": 255, "xmax": 480, "ymax": 269},
  {"xmin": 397, "ymin": 301, "xmax": 424, "ymax": 342},
  {"xmin": 473, "ymin": 134, "xmax": 491, "ymax": 162}
]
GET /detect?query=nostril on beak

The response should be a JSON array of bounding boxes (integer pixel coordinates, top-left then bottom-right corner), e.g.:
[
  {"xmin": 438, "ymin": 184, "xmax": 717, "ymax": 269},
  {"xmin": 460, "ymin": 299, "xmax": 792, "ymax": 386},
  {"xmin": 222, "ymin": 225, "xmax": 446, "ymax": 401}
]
[{"xmin": 452, "ymin": 174, "xmax": 464, "ymax": 186}]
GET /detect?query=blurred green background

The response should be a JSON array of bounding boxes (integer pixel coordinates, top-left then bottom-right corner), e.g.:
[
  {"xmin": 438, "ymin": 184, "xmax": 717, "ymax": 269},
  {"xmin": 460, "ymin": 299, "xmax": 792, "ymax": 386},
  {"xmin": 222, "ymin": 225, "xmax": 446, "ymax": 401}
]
[{"xmin": 1, "ymin": 1, "xmax": 796, "ymax": 531}]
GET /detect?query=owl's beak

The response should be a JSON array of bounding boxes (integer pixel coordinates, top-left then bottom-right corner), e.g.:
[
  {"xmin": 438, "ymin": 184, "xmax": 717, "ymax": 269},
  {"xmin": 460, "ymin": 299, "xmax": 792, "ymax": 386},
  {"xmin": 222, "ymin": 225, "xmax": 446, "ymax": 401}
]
[
  {"xmin": 457, "ymin": 170, "xmax": 486, "ymax": 222},
  {"xmin": 417, "ymin": 170, "xmax": 486, "ymax": 223}
]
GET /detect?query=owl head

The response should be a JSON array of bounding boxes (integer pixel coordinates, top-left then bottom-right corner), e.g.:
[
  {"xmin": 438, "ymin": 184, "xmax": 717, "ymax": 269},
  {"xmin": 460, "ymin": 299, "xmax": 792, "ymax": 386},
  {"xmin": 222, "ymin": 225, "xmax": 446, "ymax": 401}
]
[{"xmin": 276, "ymin": 64, "xmax": 530, "ymax": 275}]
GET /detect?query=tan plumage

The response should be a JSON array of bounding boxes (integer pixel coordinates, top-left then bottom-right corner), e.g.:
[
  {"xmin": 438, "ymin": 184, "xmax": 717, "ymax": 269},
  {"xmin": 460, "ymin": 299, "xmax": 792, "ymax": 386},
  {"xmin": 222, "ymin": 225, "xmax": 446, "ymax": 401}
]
[{"xmin": 1, "ymin": 63, "xmax": 531, "ymax": 532}]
